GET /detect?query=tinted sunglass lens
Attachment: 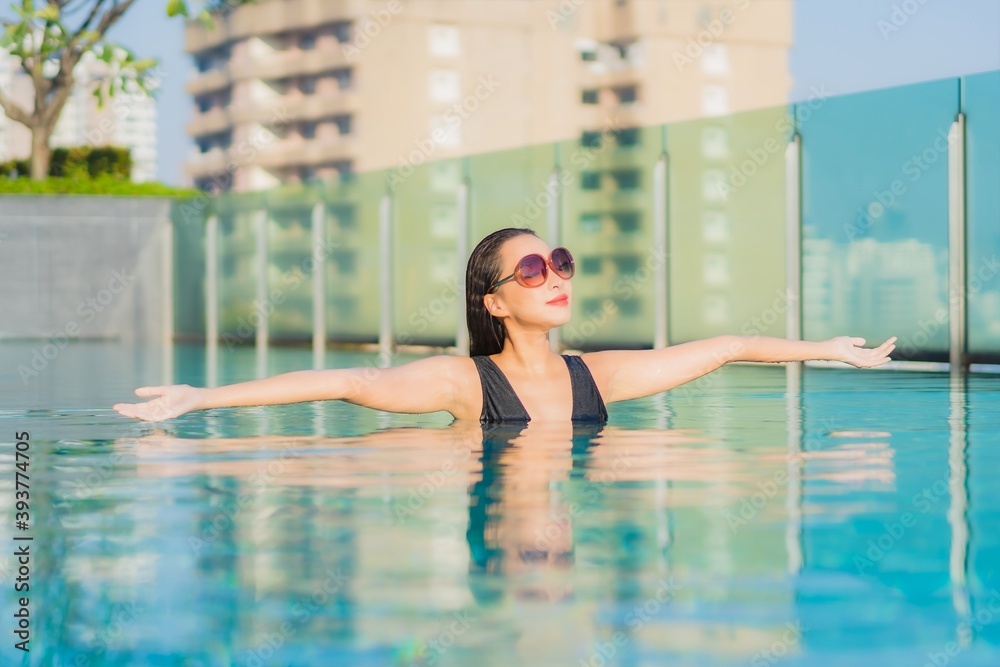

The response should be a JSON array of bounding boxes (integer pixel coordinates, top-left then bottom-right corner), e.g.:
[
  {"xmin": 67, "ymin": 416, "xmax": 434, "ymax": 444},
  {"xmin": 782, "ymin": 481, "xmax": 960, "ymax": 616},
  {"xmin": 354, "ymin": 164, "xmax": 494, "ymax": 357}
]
[
  {"xmin": 552, "ymin": 248, "xmax": 574, "ymax": 279},
  {"xmin": 518, "ymin": 255, "xmax": 547, "ymax": 286}
]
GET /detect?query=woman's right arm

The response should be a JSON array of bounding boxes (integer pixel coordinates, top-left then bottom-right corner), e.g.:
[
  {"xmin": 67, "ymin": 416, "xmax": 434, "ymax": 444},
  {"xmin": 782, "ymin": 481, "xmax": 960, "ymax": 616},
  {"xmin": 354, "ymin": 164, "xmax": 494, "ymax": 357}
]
[{"xmin": 113, "ymin": 355, "xmax": 466, "ymax": 422}]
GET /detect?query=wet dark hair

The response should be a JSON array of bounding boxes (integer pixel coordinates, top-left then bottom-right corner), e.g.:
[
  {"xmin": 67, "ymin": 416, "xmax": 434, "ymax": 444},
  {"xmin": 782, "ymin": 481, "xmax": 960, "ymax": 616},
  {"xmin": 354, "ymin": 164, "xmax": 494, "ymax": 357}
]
[{"xmin": 465, "ymin": 227, "xmax": 538, "ymax": 357}]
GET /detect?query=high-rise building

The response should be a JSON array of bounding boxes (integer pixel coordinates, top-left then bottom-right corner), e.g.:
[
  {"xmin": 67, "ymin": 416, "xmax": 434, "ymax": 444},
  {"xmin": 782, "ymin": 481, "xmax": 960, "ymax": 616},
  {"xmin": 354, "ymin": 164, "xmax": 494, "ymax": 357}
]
[
  {"xmin": 0, "ymin": 48, "xmax": 158, "ymax": 182},
  {"xmin": 183, "ymin": 0, "xmax": 793, "ymax": 194}
]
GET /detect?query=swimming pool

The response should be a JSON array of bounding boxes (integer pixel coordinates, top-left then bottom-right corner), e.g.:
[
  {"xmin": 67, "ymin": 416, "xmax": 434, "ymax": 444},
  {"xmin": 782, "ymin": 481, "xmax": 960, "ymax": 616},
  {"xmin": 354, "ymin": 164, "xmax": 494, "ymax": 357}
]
[{"xmin": 3, "ymin": 341, "xmax": 999, "ymax": 666}]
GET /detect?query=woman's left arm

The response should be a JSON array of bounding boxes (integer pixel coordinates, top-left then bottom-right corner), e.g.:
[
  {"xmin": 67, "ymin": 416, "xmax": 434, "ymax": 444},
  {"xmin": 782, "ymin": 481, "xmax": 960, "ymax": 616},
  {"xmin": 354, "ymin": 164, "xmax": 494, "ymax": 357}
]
[{"xmin": 585, "ymin": 334, "xmax": 896, "ymax": 404}]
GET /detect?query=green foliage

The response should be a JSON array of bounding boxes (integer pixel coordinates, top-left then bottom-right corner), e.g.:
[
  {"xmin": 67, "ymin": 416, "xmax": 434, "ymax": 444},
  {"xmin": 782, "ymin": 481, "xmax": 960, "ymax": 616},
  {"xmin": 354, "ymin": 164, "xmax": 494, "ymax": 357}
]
[
  {"xmin": 0, "ymin": 145, "xmax": 132, "ymax": 179},
  {"xmin": 0, "ymin": 175, "xmax": 200, "ymax": 197}
]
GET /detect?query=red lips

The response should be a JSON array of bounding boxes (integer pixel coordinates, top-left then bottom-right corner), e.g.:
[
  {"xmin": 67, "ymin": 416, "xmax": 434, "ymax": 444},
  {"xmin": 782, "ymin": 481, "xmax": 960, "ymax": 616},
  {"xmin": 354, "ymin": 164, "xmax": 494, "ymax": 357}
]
[{"xmin": 547, "ymin": 294, "xmax": 568, "ymax": 305}]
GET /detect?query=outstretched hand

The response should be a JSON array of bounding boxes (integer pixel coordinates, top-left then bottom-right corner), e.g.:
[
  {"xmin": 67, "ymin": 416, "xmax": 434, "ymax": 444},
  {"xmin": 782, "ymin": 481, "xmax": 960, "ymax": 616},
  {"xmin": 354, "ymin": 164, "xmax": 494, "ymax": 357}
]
[
  {"xmin": 829, "ymin": 336, "xmax": 896, "ymax": 368},
  {"xmin": 113, "ymin": 384, "xmax": 204, "ymax": 422}
]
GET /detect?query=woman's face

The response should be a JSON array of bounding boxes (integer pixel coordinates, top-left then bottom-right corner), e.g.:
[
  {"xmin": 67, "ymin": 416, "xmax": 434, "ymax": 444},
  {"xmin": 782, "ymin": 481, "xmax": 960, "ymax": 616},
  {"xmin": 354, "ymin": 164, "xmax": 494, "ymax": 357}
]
[{"xmin": 487, "ymin": 235, "xmax": 573, "ymax": 329}]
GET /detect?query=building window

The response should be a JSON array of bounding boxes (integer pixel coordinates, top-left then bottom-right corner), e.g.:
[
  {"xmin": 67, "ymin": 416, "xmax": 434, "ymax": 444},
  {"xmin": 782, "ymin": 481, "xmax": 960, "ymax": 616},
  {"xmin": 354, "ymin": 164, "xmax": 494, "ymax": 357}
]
[
  {"xmin": 701, "ymin": 169, "xmax": 727, "ymax": 202},
  {"xmin": 330, "ymin": 203, "xmax": 355, "ymax": 229},
  {"xmin": 300, "ymin": 33, "xmax": 316, "ymax": 50},
  {"xmin": 429, "ymin": 24, "xmax": 461, "ymax": 57},
  {"xmin": 334, "ymin": 114, "xmax": 352, "ymax": 135},
  {"xmin": 701, "ymin": 44, "xmax": 729, "ymax": 76},
  {"xmin": 331, "ymin": 22, "xmax": 352, "ymax": 43},
  {"xmin": 613, "ymin": 254, "xmax": 640, "ymax": 273},
  {"xmin": 301, "ymin": 122, "xmax": 316, "ymax": 139},
  {"xmin": 581, "ymin": 172, "xmax": 601, "ymax": 190},
  {"xmin": 431, "ymin": 204, "xmax": 457, "ymax": 238},
  {"xmin": 610, "ymin": 169, "xmax": 640, "ymax": 190},
  {"xmin": 615, "ymin": 127, "xmax": 640, "ymax": 147},
  {"xmin": 429, "ymin": 69, "xmax": 460, "ymax": 103},
  {"xmin": 580, "ymin": 49, "xmax": 597, "ymax": 62},
  {"xmin": 332, "ymin": 249, "xmax": 357, "ymax": 275},
  {"xmin": 612, "ymin": 211, "xmax": 640, "ymax": 233},
  {"xmin": 701, "ymin": 127, "xmax": 729, "ymax": 159},
  {"xmin": 701, "ymin": 85, "xmax": 729, "ymax": 116},
  {"xmin": 614, "ymin": 85, "xmax": 638, "ymax": 105},
  {"xmin": 334, "ymin": 68, "xmax": 352, "ymax": 90},
  {"xmin": 430, "ymin": 114, "xmax": 461, "ymax": 147},
  {"xmin": 196, "ymin": 96, "xmax": 212, "ymax": 113},
  {"xmin": 580, "ymin": 213, "xmax": 602, "ymax": 234},
  {"xmin": 702, "ymin": 210, "xmax": 730, "ymax": 243},
  {"xmin": 703, "ymin": 253, "xmax": 730, "ymax": 286},
  {"xmin": 581, "ymin": 131, "xmax": 603, "ymax": 148},
  {"xmin": 619, "ymin": 298, "xmax": 640, "ymax": 317},
  {"xmin": 581, "ymin": 89, "xmax": 598, "ymax": 105},
  {"xmin": 300, "ymin": 76, "xmax": 317, "ymax": 95},
  {"xmin": 300, "ymin": 166, "xmax": 316, "ymax": 182},
  {"xmin": 581, "ymin": 256, "xmax": 603, "ymax": 274}
]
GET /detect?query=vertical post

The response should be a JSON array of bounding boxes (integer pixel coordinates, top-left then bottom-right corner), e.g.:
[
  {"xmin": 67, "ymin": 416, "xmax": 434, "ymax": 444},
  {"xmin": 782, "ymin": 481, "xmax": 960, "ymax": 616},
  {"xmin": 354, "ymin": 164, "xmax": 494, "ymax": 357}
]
[
  {"xmin": 948, "ymin": 115, "xmax": 967, "ymax": 374},
  {"xmin": 255, "ymin": 207, "xmax": 268, "ymax": 379},
  {"xmin": 785, "ymin": 132, "xmax": 803, "ymax": 388},
  {"xmin": 947, "ymin": 373, "xmax": 971, "ymax": 647},
  {"xmin": 161, "ymin": 215, "xmax": 174, "ymax": 385},
  {"xmin": 653, "ymin": 153, "xmax": 669, "ymax": 349},
  {"xmin": 205, "ymin": 214, "xmax": 219, "ymax": 389},
  {"xmin": 379, "ymin": 194, "xmax": 393, "ymax": 367},
  {"xmin": 785, "ymin": 377, "xmax": 803, "ymax": 575},
  {"xmin": 311, "ymin": 201, "xmax": 326, "ymax": 369},
  {"xmin": 456, "ymin": 179, "xmax": 470, "ymax": 356},
  {"xmin": 547, "ymin": 168, "xmax": 561, "ymax": 352}
]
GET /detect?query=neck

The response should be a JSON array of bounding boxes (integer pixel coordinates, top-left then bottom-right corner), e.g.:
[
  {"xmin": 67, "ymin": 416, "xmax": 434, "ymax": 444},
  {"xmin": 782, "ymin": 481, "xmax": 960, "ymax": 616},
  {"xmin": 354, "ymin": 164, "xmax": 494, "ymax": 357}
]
[{"xmin": 497, "ymin": 329, "xmax": 559, "ymax": 377}]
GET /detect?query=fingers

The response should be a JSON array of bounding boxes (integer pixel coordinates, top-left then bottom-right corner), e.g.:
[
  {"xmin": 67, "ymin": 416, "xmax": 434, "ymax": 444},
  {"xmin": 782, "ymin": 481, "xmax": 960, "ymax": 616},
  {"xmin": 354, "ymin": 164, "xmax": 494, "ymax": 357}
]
[{"xmin": 851, "ymin": 337, "xmax": 866, "ymax": 346}]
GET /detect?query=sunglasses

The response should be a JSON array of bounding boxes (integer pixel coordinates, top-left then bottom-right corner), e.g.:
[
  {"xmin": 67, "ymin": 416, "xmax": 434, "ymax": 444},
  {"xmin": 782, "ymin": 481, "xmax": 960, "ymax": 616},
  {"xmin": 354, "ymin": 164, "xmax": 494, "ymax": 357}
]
[{"xmin": 488, "ymin": 247, "xmax": 575, "ymax": 293}]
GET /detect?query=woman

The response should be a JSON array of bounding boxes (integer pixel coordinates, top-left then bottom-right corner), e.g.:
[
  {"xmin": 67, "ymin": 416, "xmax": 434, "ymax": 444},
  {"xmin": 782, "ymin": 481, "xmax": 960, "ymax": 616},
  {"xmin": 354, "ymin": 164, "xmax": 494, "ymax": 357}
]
[{"xmin": 113, "ymin": 227, "xmax": 897, "ymax": 423}]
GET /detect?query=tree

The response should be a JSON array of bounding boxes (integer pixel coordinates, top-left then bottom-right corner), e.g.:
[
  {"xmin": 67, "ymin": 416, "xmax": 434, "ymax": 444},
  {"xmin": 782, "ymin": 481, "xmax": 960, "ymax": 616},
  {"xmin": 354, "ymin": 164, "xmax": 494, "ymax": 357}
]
[{"xmin": 0, "ymin": 0, "xmax": 252, "ymax": 180}]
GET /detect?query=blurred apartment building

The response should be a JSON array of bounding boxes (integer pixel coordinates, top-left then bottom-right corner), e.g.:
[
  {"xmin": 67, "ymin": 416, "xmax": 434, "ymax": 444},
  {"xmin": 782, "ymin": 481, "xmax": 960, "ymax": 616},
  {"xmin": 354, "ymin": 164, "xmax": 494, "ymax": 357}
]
[
  {"xmin": 184, "ymin": 0, "xmax": 793, "ymax": 193},
  {"xmin": 184, "ymin": 0, "xmax": 793, "ymax": 349},
  {"xmin": 0, "ymin": 49, "xmax": 158, "ymax": 182}
]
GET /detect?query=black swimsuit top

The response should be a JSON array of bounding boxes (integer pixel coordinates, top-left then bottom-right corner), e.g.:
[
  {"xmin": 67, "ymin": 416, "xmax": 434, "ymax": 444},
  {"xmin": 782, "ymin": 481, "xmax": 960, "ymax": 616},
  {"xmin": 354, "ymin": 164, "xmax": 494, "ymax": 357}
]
[{"xmin": 471, "ymin": 354, "xmax": 609, "ymax": 424}]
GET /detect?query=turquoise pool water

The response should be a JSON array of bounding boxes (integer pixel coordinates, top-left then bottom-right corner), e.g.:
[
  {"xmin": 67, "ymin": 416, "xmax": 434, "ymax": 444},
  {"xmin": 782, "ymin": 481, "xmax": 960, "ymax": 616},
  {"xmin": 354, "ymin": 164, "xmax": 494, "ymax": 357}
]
[{"xmin": 2, "ymin": 341, "xmax": 999, "ymax": 666}]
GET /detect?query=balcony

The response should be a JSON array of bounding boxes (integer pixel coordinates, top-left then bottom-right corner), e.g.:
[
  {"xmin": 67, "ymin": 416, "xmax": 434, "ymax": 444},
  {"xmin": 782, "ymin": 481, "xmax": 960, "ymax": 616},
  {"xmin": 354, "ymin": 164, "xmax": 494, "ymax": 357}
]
[
  {"xmin": 187, "ymin": 107, "xmax": 233, "ymax": 137},
  {"xmin": 186, "ymin": 68, "xmax": 231, "ymax": 96},
  {"xmin": 186, "ymin": 147, "xmax": 230, "ymax": 178},
  {"xmin": 229, "ymin": 44, "xmax": 350, "ymax": 82},
  {"xmin": 230, "ymin": 90, "xmax": 357, "ymax": 125},
  {"xmin": 256, "ymin": 135, "xmax": 356, "ymax": 169}
]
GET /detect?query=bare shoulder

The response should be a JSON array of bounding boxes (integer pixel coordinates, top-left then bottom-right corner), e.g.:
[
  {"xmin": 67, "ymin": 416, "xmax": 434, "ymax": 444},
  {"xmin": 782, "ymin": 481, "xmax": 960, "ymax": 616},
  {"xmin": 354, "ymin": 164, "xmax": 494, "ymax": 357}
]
[
  {"xmin": 445, "ymin": 355, "xmax": 483, "ymax": 420},
  {"xmin": 577, "ymin": 350, "xmax": 621, "ymax": 403}
]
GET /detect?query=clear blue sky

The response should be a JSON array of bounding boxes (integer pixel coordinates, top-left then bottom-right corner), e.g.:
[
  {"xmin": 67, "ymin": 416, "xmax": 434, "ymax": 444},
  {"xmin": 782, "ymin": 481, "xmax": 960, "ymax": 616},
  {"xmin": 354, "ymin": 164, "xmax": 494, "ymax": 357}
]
[{"xmin": 105, "ymin": 0, "xmax": 1000, "ymax": 185}]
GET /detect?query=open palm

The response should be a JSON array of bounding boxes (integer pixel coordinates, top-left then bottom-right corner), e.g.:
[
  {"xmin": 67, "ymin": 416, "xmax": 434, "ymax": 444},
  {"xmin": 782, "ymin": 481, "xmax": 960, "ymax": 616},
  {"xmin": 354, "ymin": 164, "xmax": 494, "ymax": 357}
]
[
  {"xmin": 831, "ymin": 336, "xmax": 897, "ymax": 368},
  {"xmin": 113, "ymin": 385, "xmax": 204, "ymax": 422}
]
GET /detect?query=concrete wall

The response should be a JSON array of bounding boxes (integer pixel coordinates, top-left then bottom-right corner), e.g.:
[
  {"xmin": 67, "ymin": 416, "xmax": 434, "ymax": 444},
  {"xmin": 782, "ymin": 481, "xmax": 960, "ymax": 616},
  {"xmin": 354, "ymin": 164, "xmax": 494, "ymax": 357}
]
[{"xmin": 0, "ymin": 196, "xmax": 172, "ymax": 342}]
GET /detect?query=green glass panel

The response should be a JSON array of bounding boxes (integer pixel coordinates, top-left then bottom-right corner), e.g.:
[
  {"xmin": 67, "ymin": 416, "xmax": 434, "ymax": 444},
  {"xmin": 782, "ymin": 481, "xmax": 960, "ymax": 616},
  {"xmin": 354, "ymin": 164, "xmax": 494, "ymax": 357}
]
[
  {"xmin": 391, "ymin": 158, "xmax": 463, "ymax": 346},
  {"xmin": 558, "ymin": 123, "xmax": 661, "ymax": 349},
  {"xmin": 170, "ymin": 197, "xmax": 206, "ymax": 339},
  {"xmin": 216, "ymin": 192, "xmax": 260, "ymax": 345},
  {"xmin": 801, "ymin": 78, "xmax": 958, "ymax": 359},
  {"xmin": 964, "ymin": 71, "xmax": 1000, "ymax": 356},
  {"xmin": 266, "ymin": 184, "xmax": 317, "ymax": 342},
  {"xmin": 467, "ymin": 143, "xmax": 556, "ymax": 242},
  {"xmin": 667, "ymin": 105, "xmax": 789, "ymax": 344},
  {"xmin": 325, "ymin": 170, "xmax": 382, "ymax": 342}
]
